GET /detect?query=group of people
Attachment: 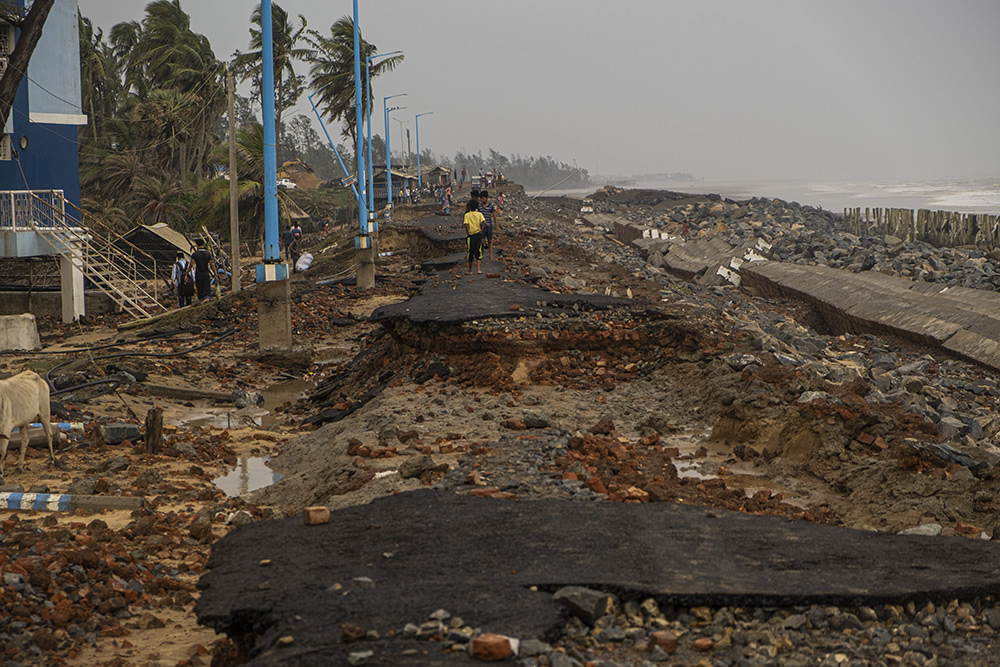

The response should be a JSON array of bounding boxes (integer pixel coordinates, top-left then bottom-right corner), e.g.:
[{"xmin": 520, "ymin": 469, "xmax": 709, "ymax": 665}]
[
  {"xmin": 170, "ymin": 238, "xmax": 215, "ymax": 307},
  {"xmin": 462, "ymin": 189, "xmax": 501, "ymax": 274}
]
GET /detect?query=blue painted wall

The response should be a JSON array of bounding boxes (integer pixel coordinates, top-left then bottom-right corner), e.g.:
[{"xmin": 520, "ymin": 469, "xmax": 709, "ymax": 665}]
[{"xmin": 0, "ymin": 0, "xmax": 83, "ymax": 208}]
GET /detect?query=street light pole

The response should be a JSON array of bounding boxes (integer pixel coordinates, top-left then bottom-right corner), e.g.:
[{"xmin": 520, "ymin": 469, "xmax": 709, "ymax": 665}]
[
  {"xmin": 395, "ymin": 118, "xmax": 409, "ymax": 166},
  {"xmin": 255, "ymin": 0, "xmax": 292, "ymax": 352},
  {"xmin": 383, "ymin": 93, "xmax": 406, "ymax": 213},
  {"xmin": 352, "ymin": 0, "xmax": 367, "ymax": 238},
  {"xmin": 415, "ymin": 112, "xmax": 433, "ymax": 190},
  {"xmin": 351, "ymin": 0, "xmax": 377, "ymax": 290},
  {"xmin": 365, "ymin": 51, "xmax": 403, "ymax": 213}
]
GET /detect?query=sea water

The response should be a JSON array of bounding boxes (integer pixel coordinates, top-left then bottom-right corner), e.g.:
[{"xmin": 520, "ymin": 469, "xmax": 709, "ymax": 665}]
[
  {"xmin": 534, "ymin": 177, "xmax": 1000, "ymax": 216},
  {"xmin": 632, "ymin": 178, "xmax": 1000, "ymax": 215}
]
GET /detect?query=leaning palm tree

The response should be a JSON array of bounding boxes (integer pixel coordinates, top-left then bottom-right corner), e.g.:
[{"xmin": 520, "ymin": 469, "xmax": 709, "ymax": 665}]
[
  {"xmin": 231, "ymin": 3, "xmax": 310, "ymax": 148},
  {"xmin": 304, "ymin": 16, "xmax": 403, "ymax": 143}
]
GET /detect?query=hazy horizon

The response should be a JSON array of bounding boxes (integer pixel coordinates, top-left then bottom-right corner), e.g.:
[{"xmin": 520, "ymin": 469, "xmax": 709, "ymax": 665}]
[{"xmin": 76, "ymin": 0, "xmax": 1000, "ymax": 182}]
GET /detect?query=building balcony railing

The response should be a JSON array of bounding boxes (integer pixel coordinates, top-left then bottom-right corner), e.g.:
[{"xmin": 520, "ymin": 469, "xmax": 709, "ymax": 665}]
[{"xmin": 0, "ymin": 190, "xmax": 70, "ymax": 231}]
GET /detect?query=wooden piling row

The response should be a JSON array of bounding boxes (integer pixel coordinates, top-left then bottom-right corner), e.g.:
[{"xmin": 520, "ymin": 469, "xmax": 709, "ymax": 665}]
[{"xmin": 843, "ymin": 207, "xmax": 1000, "ymax": 249}]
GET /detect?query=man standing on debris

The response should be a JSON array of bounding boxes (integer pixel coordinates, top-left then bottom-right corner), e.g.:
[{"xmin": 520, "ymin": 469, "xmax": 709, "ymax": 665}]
[
  {"xmin": 191, "ymin": 239, "xmax": 214, "ymax": 301},
  {"xmin": 478, "ymin": 190, "xmax": 499, "ymax": 260},
  {"xmin": 463, "ymin": 198, "xmax": 485, "ymax": 275},
  {"xmin": 171, "ymin": 251, "xmax": 194, "ymax": 308},
  {"xmin": 282, "ymin": 225, "xmax": 295, "ymax": 262}
]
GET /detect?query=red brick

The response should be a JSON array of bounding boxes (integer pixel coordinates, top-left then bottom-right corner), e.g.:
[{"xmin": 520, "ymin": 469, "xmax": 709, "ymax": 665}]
[
  {"xmin": 692, "ymin": 637, "xmax": 714, "ymax": 651},
  {"xmin": 857, "ymin": 432, "xmax": 875, "ymax": 446},
  {"xmin": 341, "ymin": 622, "xmax": 365, "ymax": 642},
  {"xmin": 647, "ymin": 631, "xmax": 677, "ymax": 654},
  {"xmin": 471, "ymin": 633, "xmax": 512, "ymax": 661},
  {"xmin": 956, "ymin": 522, "xmax": 984, "ymax": 538}
]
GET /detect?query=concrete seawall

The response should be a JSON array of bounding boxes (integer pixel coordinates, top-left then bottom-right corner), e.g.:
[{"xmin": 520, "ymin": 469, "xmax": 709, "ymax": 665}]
[{"xmin": 741, "ymin": 261, "xmax": 1000, "ymax": 371}]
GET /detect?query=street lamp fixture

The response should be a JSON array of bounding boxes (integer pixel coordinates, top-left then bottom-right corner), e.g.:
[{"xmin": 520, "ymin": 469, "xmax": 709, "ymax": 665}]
[{"xmin": 365, "ymin": 51, "xmax": 403, "ymax": 211}]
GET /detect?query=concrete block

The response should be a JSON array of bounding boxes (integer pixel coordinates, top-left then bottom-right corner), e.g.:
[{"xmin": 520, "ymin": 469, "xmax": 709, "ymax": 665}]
[
  {"xmin": 0, "ymin": 314, "xmax": 41, "ymax": 351},
  {"xmin": 257, "ymin": 278, "xmax": 293, "ymax": 351}
]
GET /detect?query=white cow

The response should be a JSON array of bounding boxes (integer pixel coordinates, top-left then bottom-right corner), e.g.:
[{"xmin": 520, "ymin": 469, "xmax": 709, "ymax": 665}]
[{"xmin": 0, "ymin": 371, "xmax": 55, "ymax": 478}]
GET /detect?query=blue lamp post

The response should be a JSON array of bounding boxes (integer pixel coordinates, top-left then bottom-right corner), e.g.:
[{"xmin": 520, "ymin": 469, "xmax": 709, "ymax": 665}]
[
  {"xmin": 415, "ymin": 112, "xmax": 433, "ymax": 190},
  {"xmin": 365, "ymin": 51, "xmax": 403, "ymax": 212},
  {"xmin": 383, "ymin": 93, "xmax": 406, "ymax": 212},
  {"xmin": 352, "ymin": 0, "xmax": 368, "ymax": 238},
  {"xmin": 260, "ymin": 1, "xmax": 279, "ymax": 262}
]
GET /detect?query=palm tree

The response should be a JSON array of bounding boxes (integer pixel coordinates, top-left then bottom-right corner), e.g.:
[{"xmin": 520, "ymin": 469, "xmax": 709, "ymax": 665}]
[
  {"xmin": 81, "ymin": 150, "xmax": 149, "ymax": 203},
  {"xmin": 127, "ymin": 174, "xmax": 188, "ymax": 227},
  {"xmin": 110, "ymin": 0, "xmax": 225, "ymax": 180},
  {"xmin": 231, "ymin": 3, "xmax": 310, "ymax": 147},
  {"xmin": 304, "ymin": 16, "xmax": 403, "ymax": 143},
  {"xmin": 200, "ymin": 123, "xmax": 293, "ymax": 246},
  {"xmin": 78, "ymin": 17, "xmax": 121, "ymax": 142}
]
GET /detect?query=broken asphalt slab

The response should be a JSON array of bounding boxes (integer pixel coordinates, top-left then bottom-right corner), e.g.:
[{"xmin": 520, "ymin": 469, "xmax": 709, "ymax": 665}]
[
  {"xmin": 197, "ymin": 489, "xmax": 1000, "ymax": 666},
  {"xmin": 420, "ymin": 252, "xmax": 507, "ymax": 273},
  {"xmin": 370, "ymin": 277, "xmax": 630, "ymax": 325},
  {"xmin": 400, "ymin": 217, "xmax": 467, "ymax": 244}
]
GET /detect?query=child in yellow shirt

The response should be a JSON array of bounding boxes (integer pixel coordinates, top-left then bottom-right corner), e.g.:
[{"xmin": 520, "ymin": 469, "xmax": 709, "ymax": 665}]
[{"xmin": 463, "ymin": 198, "xmax": 485, "ymax": 275}]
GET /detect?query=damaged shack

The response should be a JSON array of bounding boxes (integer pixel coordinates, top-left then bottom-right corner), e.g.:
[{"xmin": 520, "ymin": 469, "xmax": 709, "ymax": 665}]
[{"xmin": 114, "ymin": 223, "xmax": 193, "ymax": 279}]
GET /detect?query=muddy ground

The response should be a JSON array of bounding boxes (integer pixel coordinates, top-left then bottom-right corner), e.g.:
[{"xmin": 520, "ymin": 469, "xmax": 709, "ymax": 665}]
[{"xmin": 2, "ymin": 184, "xmax": 1000, "ymax": 665}]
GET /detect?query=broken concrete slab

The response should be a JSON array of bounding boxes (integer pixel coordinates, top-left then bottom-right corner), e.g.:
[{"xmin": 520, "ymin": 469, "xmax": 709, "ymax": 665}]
[
  {"xmin": 197, "ymin": 490, "xmax": 1000, "ymax": 667},
  {"xmin": 741, "ymin": 261, "xmax": 1000, "ymax": 372},
  {"xmin": 0, "ymin": 313, "xmax": 41, "ymax": 351}
]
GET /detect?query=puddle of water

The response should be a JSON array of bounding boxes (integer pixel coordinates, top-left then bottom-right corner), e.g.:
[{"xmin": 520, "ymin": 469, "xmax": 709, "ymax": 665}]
[
  {"xmin": 171, "ymin": 377, "xmax": 313, "ymax": 430},
  {"xmin": 259, "ymin": 378, "xmax": 313, "ymax": 429},
  {"xmin": 213, "ymin": 456, "xmax": 283, "ymax": 497}
]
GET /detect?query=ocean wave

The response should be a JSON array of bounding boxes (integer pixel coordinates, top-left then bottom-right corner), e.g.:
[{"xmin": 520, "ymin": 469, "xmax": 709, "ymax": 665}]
[{"xmin": 928, "ymin": 190, "xmax": 1000, "ymax": 210}]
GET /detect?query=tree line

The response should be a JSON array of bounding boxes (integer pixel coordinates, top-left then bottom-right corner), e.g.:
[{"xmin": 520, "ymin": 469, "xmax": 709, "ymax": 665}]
[{"xmin": 76, "ymin": 0, "xmax": 585, "ymax": 242}]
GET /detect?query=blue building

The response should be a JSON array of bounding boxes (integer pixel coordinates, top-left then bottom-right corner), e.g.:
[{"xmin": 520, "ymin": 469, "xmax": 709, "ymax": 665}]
[
  {"xmin": 0, "ymin": 1, "xmax": 168, "ymax": 323},
  {"xmin": 0, "ymin": 0, "xmax": 84, "ymax": 205}
]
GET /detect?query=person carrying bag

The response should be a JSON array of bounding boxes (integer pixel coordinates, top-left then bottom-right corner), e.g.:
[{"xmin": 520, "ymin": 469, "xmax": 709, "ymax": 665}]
[{"xmin": 172, "ymin": 252, "xmax": 194, "ymax": 307}]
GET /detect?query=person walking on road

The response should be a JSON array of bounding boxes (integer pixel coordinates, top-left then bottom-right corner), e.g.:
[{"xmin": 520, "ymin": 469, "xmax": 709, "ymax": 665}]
[
  {"xmin": 171, "ymin": 252, "xmax": 194, "ymax": 308},
  {"xmin": 463, "ymin": 198, "xmax": 485, "ymax": 275},
  {"xmin": 442, "ymin": 186, "xmax": 452, "ymax": 215},
  {"xmin": 478, "ymin": 190, "xmax": 499, "ymax": 260},
  {"xmin": 191, "ymin": 239, "xmax": 214, "ymax": 301}
]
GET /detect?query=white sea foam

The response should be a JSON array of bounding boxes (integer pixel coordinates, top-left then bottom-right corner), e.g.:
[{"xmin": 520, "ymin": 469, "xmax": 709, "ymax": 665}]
[{"xmin": 928, "ymin": 189, "xmax": 1000, "ymax": 210}]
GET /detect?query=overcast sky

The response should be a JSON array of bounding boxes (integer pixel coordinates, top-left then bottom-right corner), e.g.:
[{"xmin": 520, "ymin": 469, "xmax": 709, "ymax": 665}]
[{"xmin": 77, "ymin": 0, "xmax": 1000, "ymax": 182}]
